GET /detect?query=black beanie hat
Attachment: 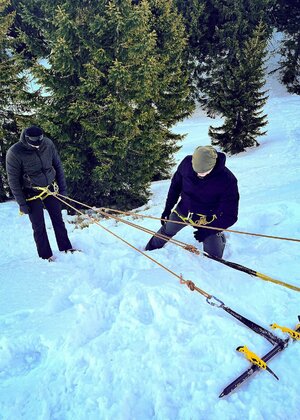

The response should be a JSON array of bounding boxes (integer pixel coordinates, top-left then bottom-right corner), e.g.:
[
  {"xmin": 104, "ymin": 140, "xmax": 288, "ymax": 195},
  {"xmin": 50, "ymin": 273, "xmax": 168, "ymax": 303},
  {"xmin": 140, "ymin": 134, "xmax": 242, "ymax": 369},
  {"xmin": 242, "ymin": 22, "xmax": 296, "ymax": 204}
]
[{"xmin": 25, "ymin": 126, "xmax": 43, "ymax": 137}]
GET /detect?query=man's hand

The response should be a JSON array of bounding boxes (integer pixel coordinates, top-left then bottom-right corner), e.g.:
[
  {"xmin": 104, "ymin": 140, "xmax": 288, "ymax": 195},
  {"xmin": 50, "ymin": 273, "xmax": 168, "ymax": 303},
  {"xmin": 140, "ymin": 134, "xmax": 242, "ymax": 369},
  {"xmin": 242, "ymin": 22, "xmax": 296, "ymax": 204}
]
[
  {"xmin": 161, "ymin": 209, "xmax": 170, "ymax": 225},
  {"xmin": 193, "ymin": 228, "xmax": 212, "ymax": 243},
  {"xmin": 19, "ymin": 204, "xmax": 30, "ymax": 215}
]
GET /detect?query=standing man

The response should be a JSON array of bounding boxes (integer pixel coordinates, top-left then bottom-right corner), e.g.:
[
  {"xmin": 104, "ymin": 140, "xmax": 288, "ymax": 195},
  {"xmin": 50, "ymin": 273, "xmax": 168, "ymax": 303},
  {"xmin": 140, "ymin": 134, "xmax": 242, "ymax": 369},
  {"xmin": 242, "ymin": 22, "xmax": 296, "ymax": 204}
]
[
  {"xmin": 6, "ymin": 125, "xmax": 74, "ymax": 261},
  {"xmin": 145, "ymin": 145, "xmax": 239, "ymax": 258}
]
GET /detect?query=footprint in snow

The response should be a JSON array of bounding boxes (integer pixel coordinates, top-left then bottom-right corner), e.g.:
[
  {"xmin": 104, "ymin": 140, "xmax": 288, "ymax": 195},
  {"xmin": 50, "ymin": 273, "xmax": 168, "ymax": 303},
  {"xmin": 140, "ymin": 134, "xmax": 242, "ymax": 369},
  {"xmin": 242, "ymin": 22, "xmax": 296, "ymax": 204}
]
[{"xmin": 0, "ymin": 341, "xmax": 45, "ymax": 380}]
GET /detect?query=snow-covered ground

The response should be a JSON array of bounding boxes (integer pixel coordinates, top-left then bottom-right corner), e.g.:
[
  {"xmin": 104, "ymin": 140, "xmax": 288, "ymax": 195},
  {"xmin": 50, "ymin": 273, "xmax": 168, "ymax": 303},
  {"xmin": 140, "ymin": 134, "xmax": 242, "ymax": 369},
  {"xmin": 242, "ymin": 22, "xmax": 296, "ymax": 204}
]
[{"xmin": 1, "ymin": 81, "xmax": 300, "ymax": 418}]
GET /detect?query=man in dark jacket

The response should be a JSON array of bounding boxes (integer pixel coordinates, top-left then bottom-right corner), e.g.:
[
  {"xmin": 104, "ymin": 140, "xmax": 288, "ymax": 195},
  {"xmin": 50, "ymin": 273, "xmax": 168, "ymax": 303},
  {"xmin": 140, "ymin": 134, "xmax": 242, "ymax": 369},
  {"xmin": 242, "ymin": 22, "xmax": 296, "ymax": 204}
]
[
  {"xmin": 6, "ymin": 126, "xmax": 73, "ymax": 261},
  {"xmin": 145, "ymin": 145, "xmax": 239, "ymax": 257}
]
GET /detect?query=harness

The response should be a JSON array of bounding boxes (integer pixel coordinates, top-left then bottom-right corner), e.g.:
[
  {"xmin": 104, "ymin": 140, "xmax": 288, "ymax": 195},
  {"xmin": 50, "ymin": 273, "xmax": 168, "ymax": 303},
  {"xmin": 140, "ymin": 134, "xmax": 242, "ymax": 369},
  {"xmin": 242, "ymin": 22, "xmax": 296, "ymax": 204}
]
[
  {"xmin": 26, "ymin": 181, "xmax": 59, "ymax": 202},
  {"xmin": 173, "ymin": 208, "xmax": 217, "ymax": 227}
]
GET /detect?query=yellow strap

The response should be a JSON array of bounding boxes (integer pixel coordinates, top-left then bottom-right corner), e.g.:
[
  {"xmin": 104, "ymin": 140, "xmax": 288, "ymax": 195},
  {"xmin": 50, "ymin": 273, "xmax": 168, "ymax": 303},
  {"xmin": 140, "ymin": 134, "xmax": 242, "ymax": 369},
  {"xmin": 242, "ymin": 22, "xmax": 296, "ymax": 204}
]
[
  {"xmin": 173, "ymin": 209, "xmax": 217, "ymax": 226},
  {"xmin": 26, "ymin": 182, "xmax": 59, "ymax": 202},
  {"xmin": 256, "ymin": 272, "xmax": 300, "ymax": 292},
  {"xmin": 236, "ymin": 345, "xmax": 267, "ymax": 369},
  {"xmin": 193, "ymin": 212, "xmax": 217, "ymax": 226},
  {"xmin": 26, "ymin": 189, "xmax": 50, "ymax": 201},
  {"xmin": 270, "ymin": 323, "xmax": 300, "ymax": 340}
]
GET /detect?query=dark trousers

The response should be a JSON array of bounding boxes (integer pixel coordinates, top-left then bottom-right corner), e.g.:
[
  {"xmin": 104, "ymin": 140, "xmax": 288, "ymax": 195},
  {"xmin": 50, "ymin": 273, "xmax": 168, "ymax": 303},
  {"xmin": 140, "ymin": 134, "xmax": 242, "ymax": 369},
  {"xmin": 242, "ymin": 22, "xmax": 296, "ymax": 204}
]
[
  {"xmin": 145, "ymin": 211, "xmax": 226, "ymax": 258},
  {"xmin": 28, "ymin": 195, "xmax": 72, "ymax": 259}
]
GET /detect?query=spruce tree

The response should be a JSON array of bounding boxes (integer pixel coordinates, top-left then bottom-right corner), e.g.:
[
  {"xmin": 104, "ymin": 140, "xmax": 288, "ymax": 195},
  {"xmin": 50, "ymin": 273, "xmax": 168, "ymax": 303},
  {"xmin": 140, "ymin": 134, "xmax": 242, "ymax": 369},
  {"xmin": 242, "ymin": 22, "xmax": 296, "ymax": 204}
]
[
  {"xmin": 209, "ymin": 22, "xmax": 269, "ymax": 154},
  {"xmin": 176, "ymin": 0, "xmax": 272, "ymax": 154},
  {"xmin": 0, "ymin": 0, "xmax": 31, "ymax": 201},
  {"xmin": 174, "ymin": 0, "xmax": 204, "ymax": 101},
  {"xmin": 12, "ymin": 0, "xmax": 193, "ymax": 209},
  {"xmin": 273, "ymin": 0, "xmax": 300, "ymax": 94}
]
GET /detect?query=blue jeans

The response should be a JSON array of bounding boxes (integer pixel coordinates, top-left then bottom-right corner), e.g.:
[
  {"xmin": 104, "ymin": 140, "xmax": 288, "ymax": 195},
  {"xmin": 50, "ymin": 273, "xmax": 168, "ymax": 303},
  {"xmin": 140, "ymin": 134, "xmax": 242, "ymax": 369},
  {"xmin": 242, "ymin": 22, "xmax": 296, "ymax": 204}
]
[{"xmin": 145, "ymin": 211, "xmax": 226, "ymax": 258}]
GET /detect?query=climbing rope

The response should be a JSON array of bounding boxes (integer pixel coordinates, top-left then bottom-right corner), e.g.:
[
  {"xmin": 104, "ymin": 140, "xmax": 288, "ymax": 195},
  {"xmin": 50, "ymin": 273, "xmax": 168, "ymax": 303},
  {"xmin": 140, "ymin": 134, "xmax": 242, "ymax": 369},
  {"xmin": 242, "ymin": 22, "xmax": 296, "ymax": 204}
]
[
  {"xmin": 32, "ymin": 187, "xmax": 290, "ymax": 346},
  {"xmin": 22, "ymin": 185, "xmax": 299, "ymax": 396},
  {"xmin": 29, "ymin": 185, "xmax": 299, "ymax": 292},
  {"xmin": 99, "ymin": 207, "xmax": 300, "ymax": 244},
  {"xmin": 23, "ymin": 184, "xmax": 300, "ymax": 377},
  {"xmin": 54, "ymin": 191, "xmax": 300, "ymax": 293},
  {"xmin": 52, "ymin": 192, "xmax": 195, "ymax": 286}
]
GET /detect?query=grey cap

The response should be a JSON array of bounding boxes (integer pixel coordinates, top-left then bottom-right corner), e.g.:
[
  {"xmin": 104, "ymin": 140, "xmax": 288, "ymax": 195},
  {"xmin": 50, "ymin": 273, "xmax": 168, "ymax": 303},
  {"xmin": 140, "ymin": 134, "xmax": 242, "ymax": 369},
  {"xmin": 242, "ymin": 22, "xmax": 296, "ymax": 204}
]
[{"xmin": 192, "ymin": 146, "xmax": 217, "ymax": 173}]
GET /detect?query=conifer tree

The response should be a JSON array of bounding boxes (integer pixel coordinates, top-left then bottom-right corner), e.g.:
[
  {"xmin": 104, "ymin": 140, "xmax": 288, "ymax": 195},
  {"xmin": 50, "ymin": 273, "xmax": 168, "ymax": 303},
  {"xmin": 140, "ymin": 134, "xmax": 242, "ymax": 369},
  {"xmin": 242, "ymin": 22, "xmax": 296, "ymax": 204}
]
[
  {"xmin": 176, "ymin": 0, "xmax": 272, "ymax": 154},
  {"xmin": 273, "ymin": 0, "xmax": 300, "ymax": 94},
  {"xmin": 12, "ymin": 0, "xmax": 193, "ymax": 208},
  {"xmin": 208, "ymin": 22, "xmax": 269, "ymax": 154},
  {"xmin": 174, "ymin": 0, "xmax": 204, "ymax": 101},
  {"xmin": 0, "ymin": 0, "xmax": 31, "ymax": 201}
]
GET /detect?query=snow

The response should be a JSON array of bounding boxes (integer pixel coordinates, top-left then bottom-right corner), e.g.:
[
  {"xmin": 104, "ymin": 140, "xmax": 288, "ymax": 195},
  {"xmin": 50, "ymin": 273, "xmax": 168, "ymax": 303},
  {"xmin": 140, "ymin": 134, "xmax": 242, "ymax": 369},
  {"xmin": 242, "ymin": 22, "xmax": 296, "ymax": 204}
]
[{"xmin": 1, "ymin": 89, "xmax": 300, "ymax": 418}]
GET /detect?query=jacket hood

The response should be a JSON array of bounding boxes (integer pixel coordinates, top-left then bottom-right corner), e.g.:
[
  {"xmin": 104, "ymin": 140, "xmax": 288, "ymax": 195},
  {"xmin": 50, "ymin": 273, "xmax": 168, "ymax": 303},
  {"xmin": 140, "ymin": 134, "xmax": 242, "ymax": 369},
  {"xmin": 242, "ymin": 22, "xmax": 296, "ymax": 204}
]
[
  {"xmin": 20, "ymin": 128, "xmax": 47, "ymax": 151},
  {"xmin": 20, "ymin": 128, "xmax": 27, "ymax": 144},
  {"xmin": 212, "ymin": 152, "xmax": 226, "ymax": 175}
]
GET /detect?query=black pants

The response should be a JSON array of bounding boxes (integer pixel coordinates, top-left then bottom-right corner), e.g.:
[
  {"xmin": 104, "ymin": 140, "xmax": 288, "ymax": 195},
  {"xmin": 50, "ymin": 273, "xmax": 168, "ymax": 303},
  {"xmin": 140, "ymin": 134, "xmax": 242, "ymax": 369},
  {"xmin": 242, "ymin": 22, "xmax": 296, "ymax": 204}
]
[
  {"xmin": 28, "ymin": 195, "xmax": 72, "ymax": 259},
  {"xmin": 145, "ymin": 211, "xmax": 226, "ymax": 258}
]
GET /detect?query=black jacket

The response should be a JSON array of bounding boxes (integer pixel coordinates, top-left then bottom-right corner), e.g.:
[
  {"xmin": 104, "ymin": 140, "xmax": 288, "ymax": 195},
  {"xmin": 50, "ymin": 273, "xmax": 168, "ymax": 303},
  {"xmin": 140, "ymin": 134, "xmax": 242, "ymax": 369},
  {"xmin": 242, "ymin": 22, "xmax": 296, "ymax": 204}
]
[
  {"xmin": 6, "ymin": 129, "xmax": 67, "ymax": 208},
  {"xmin": 165, "ymin": 152, "xmax": 239, "ymax": 230}
]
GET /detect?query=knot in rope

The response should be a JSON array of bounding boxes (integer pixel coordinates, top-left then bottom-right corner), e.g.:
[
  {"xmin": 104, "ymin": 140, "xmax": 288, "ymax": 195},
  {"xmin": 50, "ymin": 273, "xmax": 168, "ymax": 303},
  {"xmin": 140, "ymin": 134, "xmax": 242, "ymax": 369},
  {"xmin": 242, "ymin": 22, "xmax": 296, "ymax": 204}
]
[
  {"xmin": 184, "ymin": 244, "xmax": 200, "ymax": 255},
  {"xmin": 180, "ymin": 276, "xmax": 196, "ymax": 291}
]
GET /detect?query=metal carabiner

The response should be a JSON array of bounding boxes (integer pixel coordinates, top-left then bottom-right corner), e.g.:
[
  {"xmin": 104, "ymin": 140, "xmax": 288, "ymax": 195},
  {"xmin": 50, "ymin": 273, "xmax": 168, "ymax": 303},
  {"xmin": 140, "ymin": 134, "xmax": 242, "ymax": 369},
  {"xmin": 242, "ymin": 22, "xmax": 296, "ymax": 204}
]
[{"xmin": 206, "ymin": 295, "xmax": 224, "ymax": 308}]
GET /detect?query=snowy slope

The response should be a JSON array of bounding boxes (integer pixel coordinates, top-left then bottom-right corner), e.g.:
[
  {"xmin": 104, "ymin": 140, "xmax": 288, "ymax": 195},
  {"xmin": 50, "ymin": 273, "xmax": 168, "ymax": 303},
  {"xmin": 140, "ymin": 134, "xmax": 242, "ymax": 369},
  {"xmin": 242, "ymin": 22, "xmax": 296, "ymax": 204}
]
[{"xmin": 0, "ymin": 90, "xmax": 300, "ymax": 418}]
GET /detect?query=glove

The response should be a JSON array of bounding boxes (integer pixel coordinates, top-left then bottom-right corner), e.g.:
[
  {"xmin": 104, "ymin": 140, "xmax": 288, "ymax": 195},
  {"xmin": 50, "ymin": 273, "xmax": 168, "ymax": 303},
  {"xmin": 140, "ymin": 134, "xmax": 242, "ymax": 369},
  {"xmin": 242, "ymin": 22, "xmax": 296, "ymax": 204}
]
[
  {"xmin": 193, "ymin": 228, "xmax": 213, "ymax": 243},
  {"xmin": 161, "ymin": 209, "xmax": 171, "ymax": 225},
  {"xmin": 19, "ymin": 204, "xmax": 30, "ymax": 215},
  {"xmin": 57, "ymin": 183, "xmax": 67, "ymax": 196}
]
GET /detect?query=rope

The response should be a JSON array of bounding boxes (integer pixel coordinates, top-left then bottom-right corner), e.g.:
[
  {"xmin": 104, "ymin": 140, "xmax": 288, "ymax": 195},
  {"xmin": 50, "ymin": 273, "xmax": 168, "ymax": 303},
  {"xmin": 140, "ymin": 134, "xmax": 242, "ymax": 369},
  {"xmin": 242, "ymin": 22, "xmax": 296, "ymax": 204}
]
[
  {"xmin": 57, "ymin": 193, "xmax": 197, "ymax": 252},
  {"xmin": 53, "ymin": 192, "xmax": 211, "ymax": 298},
  {"xmin": 51, "ymin": 192, "xmax": 214, "ymax": 299},
  {"xmin": 32, "ymin": 187, "xmax": 296, "ymax": 348},
  {"xmin": 99, "ymin": 207, "xmax": 300, "ymax": 244},
  {"xmin": 55, "ymin": 192, "xmax": 300, "ymax": 293},
  {"xmin": 179, "ymin": 278, "xmax": 211, "ymax": 299}
]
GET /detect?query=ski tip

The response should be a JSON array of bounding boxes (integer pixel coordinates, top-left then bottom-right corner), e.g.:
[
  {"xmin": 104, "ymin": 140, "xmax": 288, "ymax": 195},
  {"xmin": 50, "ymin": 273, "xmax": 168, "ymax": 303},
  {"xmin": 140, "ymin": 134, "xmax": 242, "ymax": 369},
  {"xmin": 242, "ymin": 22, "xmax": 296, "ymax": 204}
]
[{"xmin": 219, "ymin": 392, "xmax": 225, "ymax": 398}]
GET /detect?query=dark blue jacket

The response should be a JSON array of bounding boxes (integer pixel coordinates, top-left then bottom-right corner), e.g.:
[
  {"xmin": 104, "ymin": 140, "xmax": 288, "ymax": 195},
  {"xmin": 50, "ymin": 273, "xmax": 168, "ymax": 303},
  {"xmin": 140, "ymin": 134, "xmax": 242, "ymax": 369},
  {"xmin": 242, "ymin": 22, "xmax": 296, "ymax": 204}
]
[
  {"xmin": 165, "ymin": 152, "xmax": 239, "ymax": 230},
  {"xmin": 6, "ymin": 129, "xmax": 67, "ymax": 208}
]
